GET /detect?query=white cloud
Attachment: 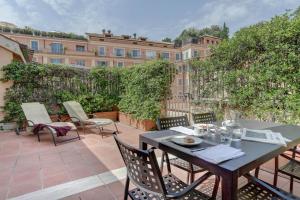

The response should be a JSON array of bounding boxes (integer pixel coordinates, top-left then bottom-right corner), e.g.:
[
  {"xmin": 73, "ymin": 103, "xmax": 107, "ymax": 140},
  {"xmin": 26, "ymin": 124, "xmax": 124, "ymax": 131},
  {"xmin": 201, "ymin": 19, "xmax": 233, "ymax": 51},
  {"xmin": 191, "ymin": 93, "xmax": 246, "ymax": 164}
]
[
  {"xmin": 41, "ymin": 0, "xmax": 75, "ymax": 15},
  {"xmin": 0, "ymin": 0, "xmax": 21, "ymax": 25}
]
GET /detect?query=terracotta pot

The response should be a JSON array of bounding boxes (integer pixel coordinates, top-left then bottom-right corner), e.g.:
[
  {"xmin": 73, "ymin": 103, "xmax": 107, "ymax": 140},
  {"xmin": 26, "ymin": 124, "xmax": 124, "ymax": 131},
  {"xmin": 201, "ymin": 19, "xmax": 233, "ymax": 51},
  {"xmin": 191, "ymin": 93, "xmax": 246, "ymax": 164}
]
[
  {"xmin": 50, "ymin": 114, "xmax": 70, "ymax": 122},
  {"xmin": 119, "ymin": 112, "xmax": 131, "ymax": 125},
  {"xmin": 118, "ymin": 112, "xmax": 156, "ymax": 131},
  {"xmin": 139, "ymin": 119, "xmax": 157, "ymax": 131},
  {"xmin": 93, "ymin": 111, "xmax": 118, "ymax": 121}
]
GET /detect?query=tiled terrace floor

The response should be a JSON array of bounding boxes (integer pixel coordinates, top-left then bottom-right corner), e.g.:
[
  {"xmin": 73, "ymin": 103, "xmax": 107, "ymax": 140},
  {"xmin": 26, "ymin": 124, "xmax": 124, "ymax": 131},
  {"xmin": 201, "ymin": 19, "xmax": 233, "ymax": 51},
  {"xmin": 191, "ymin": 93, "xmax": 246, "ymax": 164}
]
[{"xmin": 0, "ymin": 122, "xmax": 299, "ymax": 200}]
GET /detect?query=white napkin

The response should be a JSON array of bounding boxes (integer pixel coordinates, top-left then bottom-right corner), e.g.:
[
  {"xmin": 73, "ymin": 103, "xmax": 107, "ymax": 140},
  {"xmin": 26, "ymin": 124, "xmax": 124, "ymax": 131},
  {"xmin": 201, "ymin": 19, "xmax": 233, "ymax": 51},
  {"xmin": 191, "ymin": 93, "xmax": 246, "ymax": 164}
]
[
  {"xmin": 194, "ymin": 144, "xmax": 245, "ymax": 164},
  {"xmin": 169, "ymin": 126, "xmax": 195, "ymax": 135}
]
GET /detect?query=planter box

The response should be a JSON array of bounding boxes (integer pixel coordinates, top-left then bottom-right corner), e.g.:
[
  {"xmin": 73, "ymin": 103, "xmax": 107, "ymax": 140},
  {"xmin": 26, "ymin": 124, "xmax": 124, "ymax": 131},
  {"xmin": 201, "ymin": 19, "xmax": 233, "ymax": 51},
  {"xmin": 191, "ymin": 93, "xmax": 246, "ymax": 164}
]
[
  {"xmin": 119, "ymin": 112, "xmax": 131, "ymax": 125},
  {"xmin": 118, "ymin": 112, "xmax": 156, "ymax": 131},
  {"xmin": 50, "ymin": 115, "xmax": 70, "ymax": 122},
  {"xmin": 93, "ymin": 111, "xmax": 118, "ymax": 122},
  {"xmin": 0, "ymin": 122, "xmax": 17, "ymax": 131}
]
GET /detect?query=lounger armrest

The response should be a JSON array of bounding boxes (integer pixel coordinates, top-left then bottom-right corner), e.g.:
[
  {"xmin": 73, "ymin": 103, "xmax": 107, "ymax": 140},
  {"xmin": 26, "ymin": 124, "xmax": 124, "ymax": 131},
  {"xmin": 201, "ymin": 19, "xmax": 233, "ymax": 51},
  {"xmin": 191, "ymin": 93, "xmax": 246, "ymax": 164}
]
[
  {"xmin": 87, "ymin": 114, "xmax": 97, "ymax": 119},
  {"xmin": 243, "ymin": 173, "xmax": 294, "ymax": 200},
  {"xmin": 26, "ymin": 120, "xmax": 35, "ymax": 127}
]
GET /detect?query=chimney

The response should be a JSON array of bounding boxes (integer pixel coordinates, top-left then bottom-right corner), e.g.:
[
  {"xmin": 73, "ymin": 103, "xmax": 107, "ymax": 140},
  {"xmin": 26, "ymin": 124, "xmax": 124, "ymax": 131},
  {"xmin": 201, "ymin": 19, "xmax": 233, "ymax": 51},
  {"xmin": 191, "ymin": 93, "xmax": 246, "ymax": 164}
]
[{"xmin": 102, "ymin": 29, "xmax": 106, "ymax": 34}]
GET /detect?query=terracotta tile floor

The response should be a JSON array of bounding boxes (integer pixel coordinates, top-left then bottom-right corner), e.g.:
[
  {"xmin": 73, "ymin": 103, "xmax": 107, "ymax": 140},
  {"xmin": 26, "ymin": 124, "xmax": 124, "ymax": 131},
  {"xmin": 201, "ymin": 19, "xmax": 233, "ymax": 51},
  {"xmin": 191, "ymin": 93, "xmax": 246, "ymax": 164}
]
[{"xmin": 0, "ymin": 123, "xmax": 299, "ymax": 200}]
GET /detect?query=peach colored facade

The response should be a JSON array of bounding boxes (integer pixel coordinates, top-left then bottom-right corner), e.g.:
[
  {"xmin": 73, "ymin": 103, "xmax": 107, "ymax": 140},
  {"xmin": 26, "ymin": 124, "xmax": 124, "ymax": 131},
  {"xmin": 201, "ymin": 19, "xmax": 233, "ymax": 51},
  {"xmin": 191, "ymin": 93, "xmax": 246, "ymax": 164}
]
[
  {"xmin": 2, "ymin": 32, "xmax": 220, "ymax": 67},
  {"xmin": 2, "ymin": 31, "xmax": 220, "ymax": 98},
  {"xmin": 0, "ymin": 34, "xmax": 29, "ymax": 120}
]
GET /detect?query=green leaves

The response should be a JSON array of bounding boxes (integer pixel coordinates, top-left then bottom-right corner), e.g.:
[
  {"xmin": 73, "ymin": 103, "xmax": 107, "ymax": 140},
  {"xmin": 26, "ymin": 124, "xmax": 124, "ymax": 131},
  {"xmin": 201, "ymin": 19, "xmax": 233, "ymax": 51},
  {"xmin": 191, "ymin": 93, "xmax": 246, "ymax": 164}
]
[
  {"xmin": 191, "ymin": 12, "xmax": 300, "ymax": 124},
  {"xmin": 118, "ymin": 60, "xmax": 175, "ymax": 120}
]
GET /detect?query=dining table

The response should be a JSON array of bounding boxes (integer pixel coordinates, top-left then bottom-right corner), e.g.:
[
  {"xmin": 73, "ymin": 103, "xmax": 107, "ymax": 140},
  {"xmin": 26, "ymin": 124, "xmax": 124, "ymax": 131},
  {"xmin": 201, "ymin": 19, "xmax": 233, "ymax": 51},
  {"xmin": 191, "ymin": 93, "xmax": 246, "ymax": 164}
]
[{"xmin": 139, "ymin": 120, "xmax": 300, "ymax": 200}]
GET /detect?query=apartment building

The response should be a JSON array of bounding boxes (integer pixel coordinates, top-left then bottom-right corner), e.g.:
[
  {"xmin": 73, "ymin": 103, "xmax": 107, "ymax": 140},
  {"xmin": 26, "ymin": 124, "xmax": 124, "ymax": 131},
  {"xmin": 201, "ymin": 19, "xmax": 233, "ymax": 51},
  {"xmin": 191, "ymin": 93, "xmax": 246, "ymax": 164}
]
[{"xmin": 0, "ymin": 26, "xmax": 220, "ymax": 98}]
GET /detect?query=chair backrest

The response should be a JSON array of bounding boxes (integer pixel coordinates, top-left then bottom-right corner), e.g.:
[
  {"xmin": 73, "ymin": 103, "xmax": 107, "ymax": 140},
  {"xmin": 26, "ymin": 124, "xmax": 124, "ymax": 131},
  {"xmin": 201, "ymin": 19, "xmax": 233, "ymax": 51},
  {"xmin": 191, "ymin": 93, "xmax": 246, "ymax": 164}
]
[
  {"xmin": 21, "ymin": 102, "xmax": 52, "ymax": 125},
  {"xmin": 63, "ymin": 101, "xmax": 89, "ymax": 121},
  {"xmin": 114, "ymin": 134, "xmax": 167, "ymax": 196},
  {"xmin": 156, "ymin": 115, "xmax": 189, "ymax": 130},
  {"xmin": 192, "ymin": 112, "xmax": 216, "ymax": 124}
]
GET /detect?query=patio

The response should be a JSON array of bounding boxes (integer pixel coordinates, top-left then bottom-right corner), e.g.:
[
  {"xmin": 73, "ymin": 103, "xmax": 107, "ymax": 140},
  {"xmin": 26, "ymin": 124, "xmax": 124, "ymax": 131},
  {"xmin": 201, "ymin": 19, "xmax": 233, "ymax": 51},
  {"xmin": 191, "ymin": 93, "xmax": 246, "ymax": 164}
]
[{"xmin": 0, "ymin": 122, "xmax": 299, "ymax": 200}]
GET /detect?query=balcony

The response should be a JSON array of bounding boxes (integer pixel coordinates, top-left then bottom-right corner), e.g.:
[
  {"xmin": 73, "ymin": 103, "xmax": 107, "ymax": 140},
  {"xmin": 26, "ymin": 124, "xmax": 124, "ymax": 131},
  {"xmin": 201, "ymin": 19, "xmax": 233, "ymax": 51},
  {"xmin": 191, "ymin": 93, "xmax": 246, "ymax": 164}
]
[{"xmin": 65, "ymin": 49, "xmax": 95, "ymax": 56}]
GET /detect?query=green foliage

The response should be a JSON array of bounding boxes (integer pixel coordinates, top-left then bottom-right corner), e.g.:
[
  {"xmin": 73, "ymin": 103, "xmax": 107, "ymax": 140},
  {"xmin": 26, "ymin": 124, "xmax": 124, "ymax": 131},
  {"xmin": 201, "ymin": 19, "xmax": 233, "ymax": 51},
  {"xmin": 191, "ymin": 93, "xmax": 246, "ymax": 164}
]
[
  {"xmin": 162, "ymin": 37, "xmax": 172, "ymax": 43},
  {"xmin": 175, "ymin": 23, "xmax": 229, "ymax": 45},
  {"xmin": 2, "ymin": 60, "xmax": 174, "ymax": 123},
  {"xmin": 1, "ymin": 62, "xmax": 121, "ymax": 123},
  {"xmin": 0, "ymin": 26, "xmax": 86, "ymax": 40},
  {"xmin": 118, "ymin": 60, "xmax": 175, "ymax": 120},
  {"xmin": 190, "ymin": 13, "xmax": 300, "ymax": 124}
]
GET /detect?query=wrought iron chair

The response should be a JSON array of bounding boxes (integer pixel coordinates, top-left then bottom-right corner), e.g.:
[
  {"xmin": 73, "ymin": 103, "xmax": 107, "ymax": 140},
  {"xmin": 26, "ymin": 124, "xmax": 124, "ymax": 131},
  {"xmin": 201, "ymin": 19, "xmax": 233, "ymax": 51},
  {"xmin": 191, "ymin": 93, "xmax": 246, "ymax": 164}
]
[
  {"xmin": 273, "ymin": 147, "xmax": 300, "ymax": 193},
  {"xmin": 192, "ymin": 112, "xmax": 216, "ymax": 124},
  {"xmin": 113, "ymin": 133, "xmax": 218, "ymax": 200},
  {"xmin": 157, "ymin": 116, "xmax": 200, "ymax": 183},
  {"xmin": 156, "ymin": 115, "xmax": 220, "ymax": 195},
  {"xmin": 239, "ymin": 173, "xmax": 300, "ymax": 200}
]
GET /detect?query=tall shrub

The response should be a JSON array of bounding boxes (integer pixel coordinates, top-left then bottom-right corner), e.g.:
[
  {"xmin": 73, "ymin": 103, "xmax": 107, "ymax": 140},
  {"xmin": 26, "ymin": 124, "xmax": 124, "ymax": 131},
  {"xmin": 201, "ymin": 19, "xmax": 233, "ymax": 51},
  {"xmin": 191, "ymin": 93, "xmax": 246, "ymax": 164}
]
[
  {"xmin": 118, "ymin": 60, "xmax": 175, "ymax": 120},
  {"xmin": 190, "ymin": 13, "xmax": 300, "ymax": 124}
]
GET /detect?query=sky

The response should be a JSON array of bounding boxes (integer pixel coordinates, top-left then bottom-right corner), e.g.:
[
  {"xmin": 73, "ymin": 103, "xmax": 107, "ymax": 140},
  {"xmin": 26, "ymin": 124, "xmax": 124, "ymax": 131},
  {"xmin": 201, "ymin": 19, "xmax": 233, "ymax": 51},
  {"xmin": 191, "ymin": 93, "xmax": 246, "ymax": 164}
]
[{"xmin": 0, "ymin": 0, "xmax": 299, "ymax": 41}]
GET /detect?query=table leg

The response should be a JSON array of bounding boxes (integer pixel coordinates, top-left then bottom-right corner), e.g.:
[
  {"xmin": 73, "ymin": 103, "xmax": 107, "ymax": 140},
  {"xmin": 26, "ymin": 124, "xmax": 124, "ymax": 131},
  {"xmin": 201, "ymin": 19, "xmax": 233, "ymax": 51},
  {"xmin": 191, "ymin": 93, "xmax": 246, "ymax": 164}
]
[
  {"xmin": 222, "ymin": 172, "xmax": 238, "ymax": 200},
  {"xmin": 139, "ymin": 140, "xmax": 147, "ymax": 150}
]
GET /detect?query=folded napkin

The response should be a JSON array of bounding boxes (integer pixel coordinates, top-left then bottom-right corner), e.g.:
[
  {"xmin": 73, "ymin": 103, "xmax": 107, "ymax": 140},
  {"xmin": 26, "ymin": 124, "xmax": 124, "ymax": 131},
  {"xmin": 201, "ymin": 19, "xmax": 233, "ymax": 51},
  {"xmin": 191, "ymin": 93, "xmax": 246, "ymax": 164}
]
[
  {"xmin": 194, "ymin": 144, "xmax": 245, "ymax": 164},
  {"xmin": 169, "ymin": 126, "xmax": 195, "ymax": 135}
]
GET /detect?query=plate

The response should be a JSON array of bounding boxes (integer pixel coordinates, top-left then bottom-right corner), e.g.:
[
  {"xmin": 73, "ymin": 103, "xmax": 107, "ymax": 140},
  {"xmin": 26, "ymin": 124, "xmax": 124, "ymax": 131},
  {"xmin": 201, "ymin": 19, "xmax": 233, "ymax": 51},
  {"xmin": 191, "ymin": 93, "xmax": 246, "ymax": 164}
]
[
  {"xmin": 170, "ymin": 136, "xmax": 203, "ymax": 146},
  {"xmin": 193, "ymin": 123, "xmax": 215, "ymax": 129}
]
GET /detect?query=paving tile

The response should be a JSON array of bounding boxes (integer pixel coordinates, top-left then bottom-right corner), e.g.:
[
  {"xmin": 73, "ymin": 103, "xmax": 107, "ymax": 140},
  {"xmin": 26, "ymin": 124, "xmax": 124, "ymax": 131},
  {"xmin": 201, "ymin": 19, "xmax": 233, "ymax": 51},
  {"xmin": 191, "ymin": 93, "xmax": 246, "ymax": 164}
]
[
  {"xmin": 0, "ymin": 187, "xmax": 8, "ymax": 200},
  {"xmin": 0, "ymin": 168, "xmax": 13, "ymax": 188},
  {"xmin": 0, "ymin": 155, "xmax": 17, "ymax": 170},
  {"xmin": 7, "ymin": 181, "xmax": 42, "ymax": 198},
  {"xmin": 10, "ymin": 171, "xmax": 41, "ymax": 186},
  {"xmin": 42, "ymin": 171, "xmax": 70, "ymax": 188},
  {"xmin": 76, "ymin": 186, "xmax": 115, "ymax": 200}
]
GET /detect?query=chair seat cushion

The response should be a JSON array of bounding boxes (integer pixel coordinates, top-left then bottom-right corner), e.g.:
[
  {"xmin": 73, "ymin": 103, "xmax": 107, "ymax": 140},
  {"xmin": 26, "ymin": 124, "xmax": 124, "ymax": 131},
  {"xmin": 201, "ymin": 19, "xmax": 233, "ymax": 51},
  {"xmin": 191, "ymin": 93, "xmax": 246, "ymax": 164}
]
[
  {"xmin": 129, "ymin": 173, "xmax": 210, "ymax": 200},
  {"xmin": 49, "ymin": 122, "xmax": 77, "ymax": 130},
  {"xmin": 169, "ymin": 157, "xmax": 204, "ymax": 172},
  {"xmin": 238, "ymin": 182, "xmax": 300, "ymax": 200},
  {"xmin": 279, "ymin": 160, "xmax": 300, "ymax": 179},
  {"xmin": 84, "ymin": 118, "xmax": 113, "ymax": 126}
]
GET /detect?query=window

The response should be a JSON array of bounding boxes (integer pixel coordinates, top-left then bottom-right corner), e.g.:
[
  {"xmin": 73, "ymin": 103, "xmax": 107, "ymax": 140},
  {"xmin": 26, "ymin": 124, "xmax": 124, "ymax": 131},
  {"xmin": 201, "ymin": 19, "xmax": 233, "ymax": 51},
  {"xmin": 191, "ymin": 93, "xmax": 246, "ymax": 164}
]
[
  {"xmin": 50, "ymin": 43, "xmax": 63, "ymax": 54},
  {"xmin": 76, "ymin": 60, "xmax": 85, "ymax": 66},
  {"xmin": 114, "ymin": 48, "xmax": 125, "ymax": 57},
  {"xmin": 207, "ymin": 40, "xmax": 210, "ymax": 44},
  {"xmin": 117, "ymin": 62, "xmax": 124, "ymax": 67},
  {"xmin": 145, "ymin": 50, "xmax": 156, "ymax": 59},
  {"xmin": 193, "ymin": 50, "xmax": 198, "ymax": 58},
  {"xmin": 31, "ymin": 40, "xmax": 39, "ymax": 52},
  {"xmin": 176, "ymin": 53, "xmax": 181, "ymax": 61},
  {"xmin": 161, "ymin": 52, "xmax": 170, "ymax": 60},
  {"xmin": 98, "ymin": 46, "xmax": 106, "ymax": 56},
  {"xmin": 212, "ymin": 41, "xmax": 214, "ymax": 44},
  {"xmin": 131, "ymin": 49, "xmax": 141, "ymax": 58},
  {"xmin": 96, "ymin": 60, "xmax": 108, "ymax": 67},
  {"xmin": 76, "ymin": 45, "xmax": 85, "ymax": 52},
  {"xmin": 50, "ymin": 58, "xmax": 63, "ymax": 64}
]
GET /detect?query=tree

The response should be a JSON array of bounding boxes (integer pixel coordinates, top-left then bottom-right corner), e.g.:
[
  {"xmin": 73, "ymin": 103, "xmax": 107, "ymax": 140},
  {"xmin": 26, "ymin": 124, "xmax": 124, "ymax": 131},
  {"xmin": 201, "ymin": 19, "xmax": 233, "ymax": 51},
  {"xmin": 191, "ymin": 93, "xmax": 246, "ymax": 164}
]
[
  {"xmin": 292, "ymin": 6, "xmax": 300, "ymax": 18},
  {"xmin": 162, "ymin": 37, "xmax": 172, "ymax": 42},
  {"xmin": 175, "ymin": 24, "xmax": 230, "ymax": 44},
  {"xmin": 190, "ymin": 13, "xmax": 300, "ymax": 123}
]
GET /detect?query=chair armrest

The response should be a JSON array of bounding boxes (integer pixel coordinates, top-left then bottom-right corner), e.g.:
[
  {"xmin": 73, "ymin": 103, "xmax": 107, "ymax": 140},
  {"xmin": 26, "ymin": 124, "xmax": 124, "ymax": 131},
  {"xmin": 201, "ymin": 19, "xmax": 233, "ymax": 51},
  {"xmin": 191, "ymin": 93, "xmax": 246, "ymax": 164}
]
[
  {"xmin": 26, "ymin": 120, "xmax": 35, "ymax": 127},
  {"xmin": 280, "ymin": 153, "xmax": 300, "ymax": 165},
  {"xmin": 88, "ymin": 114, "xmax": 97, "ymax": 119},
  {"xmin": 243, "ymin": 173, "xmax": 294, "ymax": 200},
  {"xmin": 166, "ymin": 172, "xmax": 212, "ymax": 199},
  {"xmin": 68, "ymin": 116, "xmax": 80, "ymax": 122}
]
